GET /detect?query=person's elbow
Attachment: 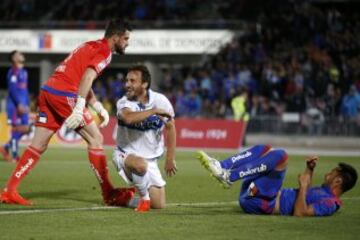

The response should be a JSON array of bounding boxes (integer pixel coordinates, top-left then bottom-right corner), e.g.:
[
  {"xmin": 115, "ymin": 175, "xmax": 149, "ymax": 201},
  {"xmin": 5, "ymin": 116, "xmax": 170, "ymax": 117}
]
[
  {"xmin": 293, "ymin": 208, "xmax": 314, "ymax": 217},
  {"xmin": 165, "ymin": 119, "xmax": 175, "ymax": 130},
  {"xmin": 293, "ymin": 210, "xmax": 307, "ymax": 217}
]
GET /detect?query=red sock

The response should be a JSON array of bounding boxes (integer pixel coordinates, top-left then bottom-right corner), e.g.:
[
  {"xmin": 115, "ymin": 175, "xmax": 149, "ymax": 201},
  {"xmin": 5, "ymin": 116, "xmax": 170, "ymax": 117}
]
[
  {"xmin": 88, "ymin": 148, "xmax": 114, "ymax": 196},
  {"xmin": 6, "ymin": 146, "xmax": 41, "ymax": 192}
]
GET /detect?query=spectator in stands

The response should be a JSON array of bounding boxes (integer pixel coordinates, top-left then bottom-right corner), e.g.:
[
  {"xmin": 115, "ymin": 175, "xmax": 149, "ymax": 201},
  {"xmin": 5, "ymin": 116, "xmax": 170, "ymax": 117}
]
[
  {"xmin": 93, "ymin": 81, "xmax": 107, "ymax": 101},
  {"xmin": 304, "ymin": 98, "xmax": 325, "ymax": 135},
  {"xmin": 183, "ymin": 73, "xmax": 197, "ymax": 94},
  {"xmin": 340, "ymin": 85, "xmax": 360, "ymax": 122},
  {"xmin": 231, "ymin": 89, "xmax": 249, "ymax": 122},
  {"xmin": 175, "ymin": 89, "xmax": 187, "ymax": 117},
  {"xmin": 185, "ymin": 90, "xmax": 202, "ymax": 118}
]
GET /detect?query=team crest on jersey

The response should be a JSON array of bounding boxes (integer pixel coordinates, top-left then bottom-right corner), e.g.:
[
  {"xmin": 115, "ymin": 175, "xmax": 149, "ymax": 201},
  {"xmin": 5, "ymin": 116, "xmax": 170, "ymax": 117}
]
[
  {"xmin": 10, "ymin": 75, "xmax": 17, "ymax": 83},
  {"xmin": 37, "ymin": 112, "xmax": 48, "ymax": 123}
]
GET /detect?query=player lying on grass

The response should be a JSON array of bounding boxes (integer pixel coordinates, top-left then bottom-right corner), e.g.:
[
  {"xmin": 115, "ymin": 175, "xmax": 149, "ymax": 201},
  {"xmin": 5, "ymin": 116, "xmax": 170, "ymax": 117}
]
[
  {"xmin": 198, "ymin": 145, "xmax": 357, "ymax": 217},
  {"xmin": 112, "ymin": 65, "xmax": 177, "ymax": 212}
]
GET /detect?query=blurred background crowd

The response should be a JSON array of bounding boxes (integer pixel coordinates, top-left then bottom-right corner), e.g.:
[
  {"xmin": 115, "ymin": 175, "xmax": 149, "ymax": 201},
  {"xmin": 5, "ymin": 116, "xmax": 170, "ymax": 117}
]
[{"xmin": 0, "ymin": 0, "xmax": 359, "ymax": 135}]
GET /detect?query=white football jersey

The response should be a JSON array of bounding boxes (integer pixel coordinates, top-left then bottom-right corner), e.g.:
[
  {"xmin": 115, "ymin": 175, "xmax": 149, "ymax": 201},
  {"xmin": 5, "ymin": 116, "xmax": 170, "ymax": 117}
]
[{"xmin": 115, "ymin": 89, "xmax": 175, "ymax": 159}]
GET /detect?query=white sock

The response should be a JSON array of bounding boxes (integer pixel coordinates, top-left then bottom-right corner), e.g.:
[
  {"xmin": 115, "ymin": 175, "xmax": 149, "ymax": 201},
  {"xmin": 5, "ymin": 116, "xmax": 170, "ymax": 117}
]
[{"xmin": 131, "ymin": 172, "xmax": 150, "ymax": 200}]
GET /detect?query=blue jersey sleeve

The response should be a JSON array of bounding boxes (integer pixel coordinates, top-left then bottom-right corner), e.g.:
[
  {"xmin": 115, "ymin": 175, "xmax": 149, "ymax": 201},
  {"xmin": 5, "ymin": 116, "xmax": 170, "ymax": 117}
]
[
  {"xmin": 312, "ymin": 199, "xmax": 340, "ymax": 216},
  {"xmin": 7, "ymin": 70, "xmax": 21, "ymax": 106}
]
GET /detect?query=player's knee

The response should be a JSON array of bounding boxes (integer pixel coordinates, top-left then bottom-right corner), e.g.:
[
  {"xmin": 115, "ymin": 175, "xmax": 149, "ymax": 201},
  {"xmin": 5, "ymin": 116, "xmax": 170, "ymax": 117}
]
[
  {"xmin": 87, "ymin": 134, "xmax": 103, "ymax": 148},
  {"xmin": 126, "ymin": 156, "xmax": 147, "ymax": 175},
  {"xmin": 254, "ymin": 144, "xmax": 272, "ymax": 149},
  {"xmin": 278, "ymin": 149, "xmax": 288, "ymax": 162},
  {"xmin": 93, "ymin": 131, "xmax": 104, "ymax": 145},
  {"xmin": 275, "ymin": 149, "xmax": 288, "ymax": 169},
  {"xmin": 254, "ymin": 144, "xmax": 272, "ymax": 155},
  {"xmin": 134, "ymin": 160, "xmax": 148, "ymax": 175},
  {"xmin": 97, "ymin": 132, "xmax": 104, "ymax": 144},
  {"xmin": 30, "ymin": 144, "xmax": 47, "ymax": 154}
]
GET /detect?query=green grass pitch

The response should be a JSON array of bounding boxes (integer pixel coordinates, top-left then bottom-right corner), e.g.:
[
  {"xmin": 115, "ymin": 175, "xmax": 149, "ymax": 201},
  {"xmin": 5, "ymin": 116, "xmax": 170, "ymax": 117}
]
[{"xmin": 0, "ymin": 148, "xmax": 359, "ymax": 240}]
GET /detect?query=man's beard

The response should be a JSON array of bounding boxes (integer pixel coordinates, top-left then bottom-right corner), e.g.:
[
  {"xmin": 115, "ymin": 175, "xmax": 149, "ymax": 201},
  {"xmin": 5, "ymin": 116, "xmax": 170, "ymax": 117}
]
[
  {"xmin": 126, "ymin": 89, "xmax": 136, "ymax": 100},
  {"xmin": 114, "ymin": 45, "xmax": 125, "ymax": 55}
]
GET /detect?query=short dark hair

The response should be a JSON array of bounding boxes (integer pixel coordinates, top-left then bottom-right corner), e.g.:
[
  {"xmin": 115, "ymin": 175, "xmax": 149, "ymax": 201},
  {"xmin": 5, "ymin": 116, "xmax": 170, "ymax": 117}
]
[
  {"xmin": 338, "ymin": 163, "xmax": 357, "ymax": 193},
  {"xmin": 104, "ymin": 19, "xmax": 132, "ymax": 38},
  {"xmin": 9, "ymin": 50, "xmax": 18, "ymax": 62},
  {"xmin": 128, "ymin": 65, "xmax": 151, "ymax": 90}
]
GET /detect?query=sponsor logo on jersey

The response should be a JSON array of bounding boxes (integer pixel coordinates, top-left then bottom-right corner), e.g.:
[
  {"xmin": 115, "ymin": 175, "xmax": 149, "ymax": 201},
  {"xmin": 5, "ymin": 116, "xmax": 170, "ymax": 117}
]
[
  {"xmin": 239, "ymin": 164, "xmax": 267, "ymax": 178},
  {"xmin": 96, "ymin": 54, "xmax": 112, "ymax": 72},
  {"xmin": 97, "ymin": 61, "xmax": 106, "ymax": 72},
  {"xmin": 231, "ymin": 151, "xmax": 252, "ymax": 162},
  {"xmin": 10, "ymin": 75, "xmax": 17, "ymax": 83}
]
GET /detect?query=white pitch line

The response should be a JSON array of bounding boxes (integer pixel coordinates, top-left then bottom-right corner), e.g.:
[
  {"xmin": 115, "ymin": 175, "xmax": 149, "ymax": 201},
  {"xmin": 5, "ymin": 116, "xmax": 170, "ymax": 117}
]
[
  {"xmin": 0, "ymin": 201, "xmax": 237, "ymax": 215},
  {"xmin": 1, "ymin": 197, "xmax": 360, "ymax": 216}
]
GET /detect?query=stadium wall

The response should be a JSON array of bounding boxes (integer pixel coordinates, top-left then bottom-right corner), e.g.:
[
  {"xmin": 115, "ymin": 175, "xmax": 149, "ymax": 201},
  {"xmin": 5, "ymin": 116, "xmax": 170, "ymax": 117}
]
[{"xmin": 0, "ymin": 113, "xmax": 247, "ymax": 149}]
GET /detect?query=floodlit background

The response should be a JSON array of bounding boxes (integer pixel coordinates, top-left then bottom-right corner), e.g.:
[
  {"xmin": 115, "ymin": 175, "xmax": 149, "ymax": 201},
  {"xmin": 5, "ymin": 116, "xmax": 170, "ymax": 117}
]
[{"xmin": 0, "ymin": 1, "xmax": 359, "ymax": 239}]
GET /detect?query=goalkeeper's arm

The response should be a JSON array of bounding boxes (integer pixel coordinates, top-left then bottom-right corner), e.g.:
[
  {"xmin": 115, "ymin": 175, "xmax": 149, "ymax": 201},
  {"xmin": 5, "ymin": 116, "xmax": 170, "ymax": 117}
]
[
  {"xmin": 87, "ymin": 89, "xmax": 110, "ymax": 128},
  {"xmin": 65, "ymin": 68, "xmax": 97, "ymax": 129}
]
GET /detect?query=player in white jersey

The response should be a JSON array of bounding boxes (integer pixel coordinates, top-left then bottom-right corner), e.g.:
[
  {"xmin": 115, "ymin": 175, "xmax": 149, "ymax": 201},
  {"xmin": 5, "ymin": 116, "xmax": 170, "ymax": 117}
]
[{"xmin": 112, "ymin": 65, "xmax": 177, "ymax": 212}]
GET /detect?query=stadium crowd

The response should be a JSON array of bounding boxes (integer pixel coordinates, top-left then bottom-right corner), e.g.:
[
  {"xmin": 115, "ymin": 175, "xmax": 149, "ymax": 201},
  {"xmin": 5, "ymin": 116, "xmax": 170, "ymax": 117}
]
[
  {"xmin": 0, "ymin": 0, "xmax": 230, "ymax": 28},
  {"xmin": 1, "ymin": 1, "xmax": 359, "ymax": 134},
  {"xmin": 88, "ymin": 1, "xmax": 360, "ymax": 134}
]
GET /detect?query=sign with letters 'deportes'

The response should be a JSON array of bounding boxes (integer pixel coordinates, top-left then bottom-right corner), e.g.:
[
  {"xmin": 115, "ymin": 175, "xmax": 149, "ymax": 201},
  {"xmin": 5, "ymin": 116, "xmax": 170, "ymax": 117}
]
[{"xmin": 0, "ymin": 30, "xmax": 235, "ymax": 54}]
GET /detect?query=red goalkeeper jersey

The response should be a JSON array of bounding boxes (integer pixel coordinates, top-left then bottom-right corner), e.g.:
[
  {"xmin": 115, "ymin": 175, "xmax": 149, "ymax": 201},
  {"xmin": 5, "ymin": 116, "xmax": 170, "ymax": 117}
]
[{"xmin": 45, "ymin": 38, "xmax": 112, "ymax": 94}]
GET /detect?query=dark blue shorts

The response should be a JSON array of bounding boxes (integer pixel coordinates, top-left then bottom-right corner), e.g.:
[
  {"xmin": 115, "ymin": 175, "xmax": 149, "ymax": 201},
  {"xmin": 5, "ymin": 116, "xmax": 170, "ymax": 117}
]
[
  {"xmin": 239, "ymin": 169, "xmax": 286, "ymax": 214},
  {"xmin": 6, "ymin": 103, "xmax": 29, "ymax": 126}
]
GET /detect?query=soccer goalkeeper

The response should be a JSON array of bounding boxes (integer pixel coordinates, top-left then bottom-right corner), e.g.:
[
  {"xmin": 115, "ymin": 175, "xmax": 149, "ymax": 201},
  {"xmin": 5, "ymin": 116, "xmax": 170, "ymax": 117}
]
[{"xmin": 198, "ymin": 145, "xmax": 357, "ymax": 217}]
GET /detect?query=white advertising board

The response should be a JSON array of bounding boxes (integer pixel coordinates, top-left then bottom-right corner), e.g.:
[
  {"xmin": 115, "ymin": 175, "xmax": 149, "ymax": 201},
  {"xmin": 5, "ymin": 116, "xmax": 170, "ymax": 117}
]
[{"xmin": 0, "ymin": 30, "xmax": 234, "ymax": 54}]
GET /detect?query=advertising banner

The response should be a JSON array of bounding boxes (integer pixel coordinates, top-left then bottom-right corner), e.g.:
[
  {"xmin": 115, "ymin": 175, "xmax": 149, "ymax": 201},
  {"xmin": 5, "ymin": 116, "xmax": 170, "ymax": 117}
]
[
  {"xmin": 175, "ymin": 118, "xmax": 246, "ymax": 149},
  {"xmin": 100, "ymin": 117, "xmax": 246, "ymax": 149},
  {"xmin": 0, "ymin": 114, "xmax": 245, "ymax": 149},
  {"xmin": 0, "ymin": 30, "xmax": 234, "ymax": 54}
]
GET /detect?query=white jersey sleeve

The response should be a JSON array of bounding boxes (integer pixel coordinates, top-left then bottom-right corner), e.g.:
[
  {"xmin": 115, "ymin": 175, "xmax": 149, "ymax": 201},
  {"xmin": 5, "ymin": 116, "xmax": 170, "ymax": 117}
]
[
  {"xmin": 116, "ymin": 97, "xmax": 134, "ymax": 116},
  {"xmin": 154, "ymin": 94, "xmax": 175, "ymax": 119}
]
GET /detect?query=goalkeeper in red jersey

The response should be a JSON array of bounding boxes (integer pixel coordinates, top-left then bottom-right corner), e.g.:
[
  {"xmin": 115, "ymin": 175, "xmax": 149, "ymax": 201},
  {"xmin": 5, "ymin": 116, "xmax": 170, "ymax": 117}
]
[{"xmin": 0, "ymin": 19, "xmax": 134, "ymax": 206}]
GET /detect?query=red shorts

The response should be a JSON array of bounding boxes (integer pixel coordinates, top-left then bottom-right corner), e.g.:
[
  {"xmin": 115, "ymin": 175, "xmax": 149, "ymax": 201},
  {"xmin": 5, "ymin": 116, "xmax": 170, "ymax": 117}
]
[{"xmin": 35, "ymin": 90, "xmax": 93, "ymax": 131}]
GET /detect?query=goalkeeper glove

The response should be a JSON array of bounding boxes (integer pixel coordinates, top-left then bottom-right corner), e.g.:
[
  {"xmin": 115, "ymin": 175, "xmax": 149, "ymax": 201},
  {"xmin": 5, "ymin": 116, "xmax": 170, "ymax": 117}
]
[
  {"xmin": 92, "ymin": 101, "xmax": 110, "ymax": 128},
  {"xmin": 65, "ymin": 96, "xmax": 85, "ymax": 129}
]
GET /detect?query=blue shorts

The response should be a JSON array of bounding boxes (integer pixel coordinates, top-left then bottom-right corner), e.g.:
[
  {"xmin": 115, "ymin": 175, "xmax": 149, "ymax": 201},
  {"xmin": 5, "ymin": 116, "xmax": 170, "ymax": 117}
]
[
  {"xmin": 6, "ymin": 103, "xmax": 29, "ymax": 126},
  {"xmin": 239, "ymin": 169, "xmax": 286, "ymax": 214}
]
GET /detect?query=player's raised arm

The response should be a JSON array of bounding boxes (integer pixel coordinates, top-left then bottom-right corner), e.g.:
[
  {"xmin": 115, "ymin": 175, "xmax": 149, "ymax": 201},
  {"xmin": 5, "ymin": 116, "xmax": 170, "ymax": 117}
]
[
  {"xmin": 306, "ymin": 156, "xmax": 318, "ymax": 171},
  {"xmin": 293, "ymin": 157, "xmax": 318, "ymax": 217},
  {"xmin": 87, "ymin": 89, "xmax": 110, "ymax": 128},
  {"xmin": 293, "ymin": 171, "xmax": 316, "ymax": 217}
]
